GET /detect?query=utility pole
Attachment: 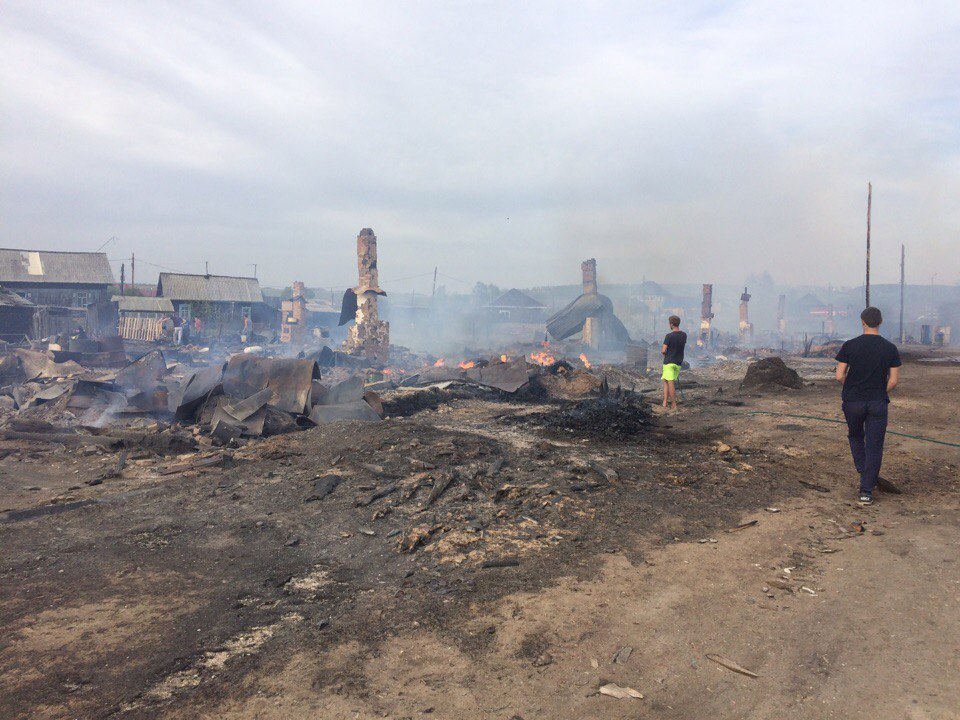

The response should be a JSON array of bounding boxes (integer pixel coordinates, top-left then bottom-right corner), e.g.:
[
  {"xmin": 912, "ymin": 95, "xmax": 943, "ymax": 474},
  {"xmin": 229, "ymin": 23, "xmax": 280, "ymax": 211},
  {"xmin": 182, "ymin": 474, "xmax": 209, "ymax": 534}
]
[
  {"xmin": 120, "ymin": 263, "xmax": 125, "ymax": 296},
  {"xmin": 899, "ymin": 244, "xmax": 905, "ymax": 344},
  {"xmin": 205, "ymin": 261, "xmax": 209, "ymax": 276},
  {"xmin": 252, "ymin": 263, "xmax": 257, "ymax": 278},
  {"xmin": 865, "ymin": 181, "xmax": 872, "ymax": 307},
  {"xmin": 431, "ymin": 266, "xmax": 438, "ymax": 301},
  {"xmin": 130, "ymin": 253, "xmax": 135, "ymax": 293}
]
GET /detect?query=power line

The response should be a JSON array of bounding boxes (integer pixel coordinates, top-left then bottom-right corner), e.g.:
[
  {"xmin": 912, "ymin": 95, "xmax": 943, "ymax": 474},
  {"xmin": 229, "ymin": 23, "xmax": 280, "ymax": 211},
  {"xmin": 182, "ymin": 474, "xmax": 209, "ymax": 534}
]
[
  {"xmin": 95, "ymin": 236, "xmax": 118, "ymax": 252},
  {"xmin": 436, "ymin": 271, "xmax": 473, "ymax": 285},
  {"xmin": 108, "ymin": 257, "xmax": 190, "ymax": 274}
]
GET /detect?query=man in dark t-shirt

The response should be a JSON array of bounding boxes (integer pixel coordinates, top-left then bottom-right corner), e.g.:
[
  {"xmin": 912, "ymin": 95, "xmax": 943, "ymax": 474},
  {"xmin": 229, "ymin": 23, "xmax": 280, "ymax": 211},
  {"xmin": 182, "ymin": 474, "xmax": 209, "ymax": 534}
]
[
  {"xmin": 835, "ymin": 306, "xmax": 902, "ymax": 505},
  {"xmin": 661, "ymin": 316, "xmax": 687, "ymax": 410}
]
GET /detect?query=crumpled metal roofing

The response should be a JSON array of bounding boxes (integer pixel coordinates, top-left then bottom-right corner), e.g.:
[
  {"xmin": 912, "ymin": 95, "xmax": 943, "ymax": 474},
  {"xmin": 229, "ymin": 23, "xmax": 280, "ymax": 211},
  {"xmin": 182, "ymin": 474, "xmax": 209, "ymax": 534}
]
[
  {"xmin": 158, "ymin": 273, "xmax": 263, "ymax": 303},
  {"xmin": 222, "ymin": 355, "xmax": 320, "ymax": 415},
  {"xmin": 0, "ymin": 249, "xmax": 114, "ymax": 286},
  {"xmin": 545, "ymin": 292, "xmax": 632, "ymax": 344}
]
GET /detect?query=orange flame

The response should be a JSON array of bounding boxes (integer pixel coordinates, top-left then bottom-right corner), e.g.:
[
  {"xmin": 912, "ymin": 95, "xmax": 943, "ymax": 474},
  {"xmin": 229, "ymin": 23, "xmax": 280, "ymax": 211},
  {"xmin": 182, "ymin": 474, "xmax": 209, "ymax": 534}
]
[
  {"xmin": 529, "ymin": 351, "xmax": 556, "ymax": 366},
  {"xmin": 500, "ymin": 354, "xmax": 508, "ymax": 363},
  {"xmin": 458, "ymin": 360, "xmax": 475, "ymax": 369},
  {"xmin": 579, "ymin": 353, "xmax": 591, "ymax": 368},
  {"xmin": 434, "ymin": 358, "xmax": 445, "ymax": 367},
  {"xmin": 383, "ymin": 368, "xmax": 393, "ymax": 375}
]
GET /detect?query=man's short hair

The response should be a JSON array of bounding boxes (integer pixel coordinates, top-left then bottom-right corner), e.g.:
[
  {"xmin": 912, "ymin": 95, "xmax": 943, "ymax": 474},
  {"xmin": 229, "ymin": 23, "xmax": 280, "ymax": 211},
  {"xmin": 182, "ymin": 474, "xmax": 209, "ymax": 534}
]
[
  {"xmin": 668, "ymin": 315, "xmax": 681, "ymax": 327},
  {"xmin": 861, "ymin": 306, "xmax": 882, "ymax": 328}
]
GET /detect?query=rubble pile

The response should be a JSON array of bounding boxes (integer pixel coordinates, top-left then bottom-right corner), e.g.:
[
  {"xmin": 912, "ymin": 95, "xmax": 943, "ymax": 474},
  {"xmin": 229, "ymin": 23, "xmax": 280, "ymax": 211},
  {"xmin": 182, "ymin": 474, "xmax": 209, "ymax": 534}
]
[
  {"xmin": 0, "ymin": 346, "xmax": 386, "ymax": 449},
  {"xmin": 503, "ymin": 391, "xmax": 651, "ymax": 440},
  {"xmin": 262, "ymin": 419, "xmax": 640, "ymax": 569}
]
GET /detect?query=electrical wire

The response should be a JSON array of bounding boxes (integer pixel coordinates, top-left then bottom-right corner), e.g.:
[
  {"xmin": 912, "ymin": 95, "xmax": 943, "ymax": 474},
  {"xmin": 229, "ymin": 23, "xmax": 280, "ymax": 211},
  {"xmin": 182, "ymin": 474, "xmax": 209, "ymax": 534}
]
[
  {"xmin": 108, "ymin": 257, "xmax": 190, "ymax": 274},
  {"xmin": 744, "ymin": 410, "xmax": 960, "ymax": 448},
  {"xmin": 436, "ymin": 271, "xmax": 473, "ymax": 285}
]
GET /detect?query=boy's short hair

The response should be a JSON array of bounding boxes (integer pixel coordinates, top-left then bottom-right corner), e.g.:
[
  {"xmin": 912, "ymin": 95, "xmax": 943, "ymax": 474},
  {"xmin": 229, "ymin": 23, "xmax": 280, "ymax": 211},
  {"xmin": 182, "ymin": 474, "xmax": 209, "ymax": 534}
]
[
  {"xmin": 668, "ymin": 315, "xmax": 681, "ymax": 327},
  {"xmin": 861, "ymin": 306, "xmax": 882, "ymax": 328}
]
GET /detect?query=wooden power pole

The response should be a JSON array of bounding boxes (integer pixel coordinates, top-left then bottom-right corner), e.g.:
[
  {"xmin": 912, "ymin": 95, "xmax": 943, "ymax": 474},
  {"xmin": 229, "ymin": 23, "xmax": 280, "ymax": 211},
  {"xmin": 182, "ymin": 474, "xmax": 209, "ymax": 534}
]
[
  {"xmin": 899, "ymin": 244, "xmax": 905, "ymax": 344},
  {"xmin": 865, "ymin": 182, "xmax": 872, "ymax": 307}
]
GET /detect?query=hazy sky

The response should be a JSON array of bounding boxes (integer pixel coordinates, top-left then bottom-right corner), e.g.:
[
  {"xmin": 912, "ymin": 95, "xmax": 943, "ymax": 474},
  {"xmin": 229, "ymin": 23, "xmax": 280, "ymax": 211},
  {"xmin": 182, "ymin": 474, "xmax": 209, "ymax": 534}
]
[{"xmin": 2, "ymin": 1, "xmax": 958, "ymax": 294}]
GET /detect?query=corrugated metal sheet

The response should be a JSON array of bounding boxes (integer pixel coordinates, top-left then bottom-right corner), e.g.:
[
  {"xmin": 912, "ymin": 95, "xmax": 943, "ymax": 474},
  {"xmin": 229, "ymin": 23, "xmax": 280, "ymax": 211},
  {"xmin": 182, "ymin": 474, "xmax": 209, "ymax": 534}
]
[
  {"xmin": 158, "ymin": 273, "xmax": 263, "ymax": 303},
  {"xmin": 112, "ymin": 295, "xmax": 174, "ymax": 313},
  {"xmin": 0, "ymin": 249, "xmax": 114, "ymax": 286},
  {"xmin": 545, "ymin": 292, "xmax": 632, "ymax": 343}
]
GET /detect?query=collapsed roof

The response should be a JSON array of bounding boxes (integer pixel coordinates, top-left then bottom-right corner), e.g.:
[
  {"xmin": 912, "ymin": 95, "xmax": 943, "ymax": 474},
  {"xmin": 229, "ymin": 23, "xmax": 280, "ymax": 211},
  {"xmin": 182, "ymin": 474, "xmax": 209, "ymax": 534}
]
[{"xmin": 545, "ymin": 293, "xmax": 631, "ymax": 345}]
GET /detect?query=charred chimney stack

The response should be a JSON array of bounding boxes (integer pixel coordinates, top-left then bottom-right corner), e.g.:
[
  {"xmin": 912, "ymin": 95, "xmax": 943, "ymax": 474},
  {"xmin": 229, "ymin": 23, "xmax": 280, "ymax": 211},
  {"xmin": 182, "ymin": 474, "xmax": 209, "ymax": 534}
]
[
  {"xmin": 345, "ymin": 228, "xmax": 390, "ymax": 363},
  {"xmin": 699, "ymin": 283, "xmax": 714, "ymax": 347},
  {"xmin": 738, "ymin": 286, "xmax": 753, "ymax": 344}
]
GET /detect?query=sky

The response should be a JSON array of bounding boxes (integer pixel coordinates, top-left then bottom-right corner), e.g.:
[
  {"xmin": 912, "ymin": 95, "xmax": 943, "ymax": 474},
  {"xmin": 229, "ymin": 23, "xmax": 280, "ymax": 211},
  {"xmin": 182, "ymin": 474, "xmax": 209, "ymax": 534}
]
[{"xmin": 1, "ymin": 1, "xmax": 958, "ymax": 295}]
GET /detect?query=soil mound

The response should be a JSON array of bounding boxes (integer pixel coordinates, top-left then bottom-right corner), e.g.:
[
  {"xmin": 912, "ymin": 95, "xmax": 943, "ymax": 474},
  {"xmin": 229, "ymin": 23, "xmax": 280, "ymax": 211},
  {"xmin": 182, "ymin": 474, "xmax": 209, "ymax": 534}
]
[{"xmin": 740, "ymin": 357, "xmax": 803, "ymax": 391}]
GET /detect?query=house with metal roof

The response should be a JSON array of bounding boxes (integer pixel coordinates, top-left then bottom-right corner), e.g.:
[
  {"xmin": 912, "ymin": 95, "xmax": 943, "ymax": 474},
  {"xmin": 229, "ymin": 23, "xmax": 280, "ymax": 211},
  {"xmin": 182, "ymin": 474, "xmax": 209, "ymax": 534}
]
[
  {"xmin": 156, "ymin": 273, "xmax": 274, "ymax": 333},
  {"xmin": 487, "ymin": 288, "xmax": 548, "ymax": 323},
  {"xmin": 0, "ymin": 249, "xmax": 114, "ymax": 308}
]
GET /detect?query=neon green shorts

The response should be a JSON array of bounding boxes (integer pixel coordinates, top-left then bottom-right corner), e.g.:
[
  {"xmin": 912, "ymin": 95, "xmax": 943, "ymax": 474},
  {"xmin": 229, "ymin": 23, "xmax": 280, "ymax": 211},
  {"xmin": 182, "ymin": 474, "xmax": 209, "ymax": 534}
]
[{"xmin": 662, "ymin": 363, "xmax": 681, "ymax": 381}]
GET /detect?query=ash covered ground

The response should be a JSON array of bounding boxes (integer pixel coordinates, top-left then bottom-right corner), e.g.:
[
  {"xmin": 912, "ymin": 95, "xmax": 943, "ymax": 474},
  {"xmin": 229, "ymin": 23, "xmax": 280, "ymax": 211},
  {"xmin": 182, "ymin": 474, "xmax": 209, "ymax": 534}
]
[{"xmin": 1, "ymin": 347, "xmax": 958, "ymax": 719}]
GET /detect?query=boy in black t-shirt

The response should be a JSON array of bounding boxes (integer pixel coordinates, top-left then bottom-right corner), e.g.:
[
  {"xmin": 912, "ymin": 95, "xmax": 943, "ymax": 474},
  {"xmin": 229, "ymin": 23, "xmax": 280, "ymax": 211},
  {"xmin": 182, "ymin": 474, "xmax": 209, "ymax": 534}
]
[
  {"xmin": 661, "ymin": 316, "xmax": 687, "ymax": 410},
  {"xmin": 835, "ymin": 306, "xmax": 902, "ymax": 505}
]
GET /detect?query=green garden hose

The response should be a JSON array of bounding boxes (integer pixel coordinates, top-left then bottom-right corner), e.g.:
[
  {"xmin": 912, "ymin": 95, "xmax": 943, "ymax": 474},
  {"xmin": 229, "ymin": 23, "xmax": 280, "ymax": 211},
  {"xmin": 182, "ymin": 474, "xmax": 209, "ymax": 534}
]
[{"xmin": 744, "ymin": 410, "xmax": 960, "ymax": 448}]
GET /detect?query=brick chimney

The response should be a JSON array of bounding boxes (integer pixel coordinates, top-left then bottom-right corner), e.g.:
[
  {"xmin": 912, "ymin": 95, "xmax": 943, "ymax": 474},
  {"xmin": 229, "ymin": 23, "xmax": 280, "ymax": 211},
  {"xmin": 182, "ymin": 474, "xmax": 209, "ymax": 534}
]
[
  {"xmin": 581, "ymin": 258, "xmax": 598, "ymax": 295},
  {"xmin": 356, "ymin": 228, "xmax": 380, "ymax": 292}
]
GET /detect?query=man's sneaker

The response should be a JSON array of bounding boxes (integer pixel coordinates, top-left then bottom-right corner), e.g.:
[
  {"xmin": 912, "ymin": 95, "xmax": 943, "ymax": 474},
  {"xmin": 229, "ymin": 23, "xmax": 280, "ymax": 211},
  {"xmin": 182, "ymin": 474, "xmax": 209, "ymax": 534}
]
[{"xmin": 858, "ymin": 493, "xmax": 873, "ymax": 506}]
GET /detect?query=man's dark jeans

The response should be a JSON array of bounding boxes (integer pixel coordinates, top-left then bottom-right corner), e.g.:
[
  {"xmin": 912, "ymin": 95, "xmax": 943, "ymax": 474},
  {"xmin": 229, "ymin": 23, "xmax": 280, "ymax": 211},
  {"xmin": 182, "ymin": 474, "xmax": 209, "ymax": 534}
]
[{"xmin": 842, "ymin": 399, "xmax": 889, "ymax": 494}]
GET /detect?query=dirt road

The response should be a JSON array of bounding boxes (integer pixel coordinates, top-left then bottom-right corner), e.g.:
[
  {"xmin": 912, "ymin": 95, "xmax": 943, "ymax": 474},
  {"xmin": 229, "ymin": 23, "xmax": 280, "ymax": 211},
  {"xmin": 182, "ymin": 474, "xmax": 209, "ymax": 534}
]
[{"xmin": 2, "ymin": 356, "xmax": 957, "ymax": 719}]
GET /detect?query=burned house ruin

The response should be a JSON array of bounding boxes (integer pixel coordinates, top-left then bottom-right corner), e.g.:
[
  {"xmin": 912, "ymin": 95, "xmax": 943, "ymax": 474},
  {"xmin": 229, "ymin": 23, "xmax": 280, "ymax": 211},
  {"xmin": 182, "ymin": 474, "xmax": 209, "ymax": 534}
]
[
  {"xmin": 340, "ymin": 228, "xmax": 389, "ymax": 364},
  {"xmin": 738, "ymin": 286, "xmax": 753, "ymax": 343},
  {"xmin": 281, "ymin": 281, "xmax": 308, "ymax": 344},
  {"xmin": 699, "ymin": 283, "xmax": 714, "ymax": 347},
  {"xmin": 545, "ymin": 258, "xmax": 631, "ymax": 350}
]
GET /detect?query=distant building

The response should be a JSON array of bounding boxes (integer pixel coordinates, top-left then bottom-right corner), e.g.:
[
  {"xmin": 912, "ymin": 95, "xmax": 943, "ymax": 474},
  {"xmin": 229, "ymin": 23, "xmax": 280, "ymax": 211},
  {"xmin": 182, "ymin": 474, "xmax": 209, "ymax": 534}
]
[
  {"xmin": 487, "ymin": 288, "xmax": 548, "ymax": 323},
  {"xmin": 156, "ymin": 273, "xmax": 275, "ymax": 333},
  {"xmin": 0, "ymin": 249, "xmax": 114, "ymax": 308}
]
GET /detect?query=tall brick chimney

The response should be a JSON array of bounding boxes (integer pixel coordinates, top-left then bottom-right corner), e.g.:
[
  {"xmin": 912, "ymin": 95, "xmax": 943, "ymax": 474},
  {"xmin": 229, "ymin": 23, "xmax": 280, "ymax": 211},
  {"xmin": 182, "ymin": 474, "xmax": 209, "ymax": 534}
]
[
  {"xmin": 356, "ymin": 228, "xmax": 380, "ymax": 292},
  {"xmin": 581, "ymin": 258, "xmax": 598, "ymax": 295},
  {"xmin": 346, "ymin": 228, "xmax": 389, "ymax": 363}
]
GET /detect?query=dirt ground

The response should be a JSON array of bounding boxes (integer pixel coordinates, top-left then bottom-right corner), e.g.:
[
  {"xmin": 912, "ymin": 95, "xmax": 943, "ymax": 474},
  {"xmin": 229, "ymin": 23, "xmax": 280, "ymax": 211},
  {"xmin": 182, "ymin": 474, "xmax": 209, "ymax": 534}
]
[{"xmin": 2, "ymin": 354, "xmax": 958, "ymax": 719}]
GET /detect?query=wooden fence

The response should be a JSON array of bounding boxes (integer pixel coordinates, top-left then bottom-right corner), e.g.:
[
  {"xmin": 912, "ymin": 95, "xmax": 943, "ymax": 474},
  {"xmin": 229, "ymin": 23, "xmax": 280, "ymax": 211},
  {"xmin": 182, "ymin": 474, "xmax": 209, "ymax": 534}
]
[{"xmin": 118, "ymin": 316, "xmax": 164, "ymax": 341}]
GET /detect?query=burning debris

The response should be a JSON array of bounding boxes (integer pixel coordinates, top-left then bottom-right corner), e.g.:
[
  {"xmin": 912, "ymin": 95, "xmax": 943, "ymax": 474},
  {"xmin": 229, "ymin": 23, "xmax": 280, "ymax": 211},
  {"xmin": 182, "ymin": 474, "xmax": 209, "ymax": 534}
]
[{"xmin": 341, "ymin": 228, "xmax": 389, "ymax": 364}]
